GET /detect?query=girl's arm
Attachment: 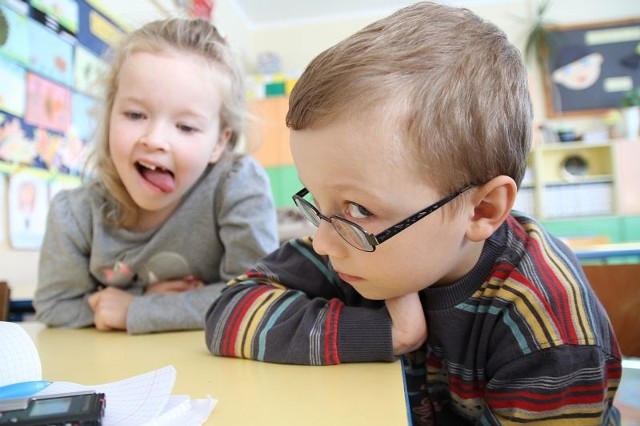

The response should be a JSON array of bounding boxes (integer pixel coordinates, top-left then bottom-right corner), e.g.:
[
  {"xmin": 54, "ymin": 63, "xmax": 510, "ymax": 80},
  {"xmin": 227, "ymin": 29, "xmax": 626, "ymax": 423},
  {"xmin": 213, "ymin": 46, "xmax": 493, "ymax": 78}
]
[{"xmin": 34, "ymin": 192, "xmax": 96, "ymax": 328}]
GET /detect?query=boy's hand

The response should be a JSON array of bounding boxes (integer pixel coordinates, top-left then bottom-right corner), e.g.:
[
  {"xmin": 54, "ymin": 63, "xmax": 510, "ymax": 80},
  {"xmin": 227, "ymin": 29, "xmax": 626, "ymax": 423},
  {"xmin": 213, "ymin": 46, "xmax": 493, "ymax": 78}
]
[
  {"xmin": 88, "ymin": 287, "xmax": 132, "ymax": 331},
  {"xmin": 386, "ymin": 293, "xmax": 427, "ymax": 355},
  {"xmin": 144, "ymin": 276, "xmax": 204, "ymax": 294}
]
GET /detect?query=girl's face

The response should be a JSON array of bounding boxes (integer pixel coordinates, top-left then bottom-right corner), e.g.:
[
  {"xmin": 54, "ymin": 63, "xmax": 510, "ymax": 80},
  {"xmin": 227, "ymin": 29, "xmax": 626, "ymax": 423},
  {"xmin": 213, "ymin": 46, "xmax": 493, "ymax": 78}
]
[
  {"xmin": 290, "ymin": 111, "xmax": 484, "ymax": 300},
  {"xmin": 109, "ymin": 50, "xmax": 229, "ymax": 229}
]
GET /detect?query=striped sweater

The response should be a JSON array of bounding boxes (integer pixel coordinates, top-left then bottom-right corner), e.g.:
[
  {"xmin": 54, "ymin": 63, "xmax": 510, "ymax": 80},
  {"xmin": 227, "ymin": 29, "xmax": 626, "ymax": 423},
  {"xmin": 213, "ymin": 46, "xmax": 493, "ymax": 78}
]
[{"xmin": 205, "ymin": 213, "xmax": 621, "ymax": 425}]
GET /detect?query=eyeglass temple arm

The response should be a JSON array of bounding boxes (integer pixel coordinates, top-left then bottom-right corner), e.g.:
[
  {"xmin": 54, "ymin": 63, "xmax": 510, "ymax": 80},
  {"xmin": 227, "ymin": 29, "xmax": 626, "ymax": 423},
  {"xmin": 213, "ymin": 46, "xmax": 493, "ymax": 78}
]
[{"xmin": 373, "ymin": 186, "xmax": 473, "ymax": 245}]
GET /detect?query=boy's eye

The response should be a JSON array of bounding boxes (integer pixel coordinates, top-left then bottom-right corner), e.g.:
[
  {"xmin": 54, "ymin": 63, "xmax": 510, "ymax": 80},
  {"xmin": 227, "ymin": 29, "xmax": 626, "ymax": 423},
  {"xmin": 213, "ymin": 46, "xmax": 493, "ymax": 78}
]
[{"xmin": 346, "ymin": 202, "xmax": 372, "ymax": 220}]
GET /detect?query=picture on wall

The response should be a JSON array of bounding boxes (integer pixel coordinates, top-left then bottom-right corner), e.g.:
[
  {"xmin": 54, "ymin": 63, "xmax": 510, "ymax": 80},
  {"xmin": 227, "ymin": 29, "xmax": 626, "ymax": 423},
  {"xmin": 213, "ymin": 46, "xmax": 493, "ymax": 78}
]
[
  {"xmin": 543, "ymin": 17, "xmax": 640, "ymax": 117},
  {"xmin": 8, "ymin": 170, "xmax": 49, "ymax": 250}
]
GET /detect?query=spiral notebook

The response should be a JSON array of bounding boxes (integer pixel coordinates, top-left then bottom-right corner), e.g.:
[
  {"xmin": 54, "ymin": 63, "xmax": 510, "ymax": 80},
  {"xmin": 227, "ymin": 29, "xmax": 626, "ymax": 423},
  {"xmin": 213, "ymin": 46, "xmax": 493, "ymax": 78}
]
[{"xmin": 0, "ymin": 321, "xmax": 216, "ymax": 425}]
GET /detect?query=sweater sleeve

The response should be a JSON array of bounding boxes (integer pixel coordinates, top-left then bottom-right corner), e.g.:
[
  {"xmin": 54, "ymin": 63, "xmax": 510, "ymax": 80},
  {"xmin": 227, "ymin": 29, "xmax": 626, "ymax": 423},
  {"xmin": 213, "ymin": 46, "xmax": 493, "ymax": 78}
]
[
  {"xmin": 126, "ymin": 156, "xmax": 280, "ymax": 334},
  {"xmin": 34, "ymin": 191, "xmax": 96, "ymax": 327},
  {"xmin": 205, "ymin": 238, "xmax": 395, "ymax": 365}
]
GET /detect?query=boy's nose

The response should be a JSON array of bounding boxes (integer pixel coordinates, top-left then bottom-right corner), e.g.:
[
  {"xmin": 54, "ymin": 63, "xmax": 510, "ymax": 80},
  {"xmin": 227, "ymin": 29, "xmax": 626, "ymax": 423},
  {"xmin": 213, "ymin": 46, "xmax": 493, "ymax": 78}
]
[{"xmin": 311, "ymin": 221, "xmax": 348, "ymax": 259}]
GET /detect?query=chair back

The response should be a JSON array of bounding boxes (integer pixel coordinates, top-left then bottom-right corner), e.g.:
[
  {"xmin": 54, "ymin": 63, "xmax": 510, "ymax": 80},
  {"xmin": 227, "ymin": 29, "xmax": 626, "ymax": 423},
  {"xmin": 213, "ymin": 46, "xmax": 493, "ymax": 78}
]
[
  {"xmin": 582, "ymin": 264, "xmax": 640, "ymax": 358},
  {"xmin": 0, "ymin": 281, "xmax": 9, "ymax": 321}
]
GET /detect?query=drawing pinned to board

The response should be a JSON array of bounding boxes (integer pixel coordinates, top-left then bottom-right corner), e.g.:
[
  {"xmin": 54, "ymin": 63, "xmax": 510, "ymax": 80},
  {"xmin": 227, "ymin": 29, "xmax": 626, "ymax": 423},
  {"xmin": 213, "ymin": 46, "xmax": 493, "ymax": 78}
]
[
  {"xmin": 25, "ymin": 72, "xmax": 72, "ymax": 134},
  {"xmin": 0, "ymin": 175, "xmax": 5, "ymax": 244},
  {"xmin": 552, "ymin": 46, "xmax": 603, "ymax": 90},
  {"xmin": 0, "ymin": 4, "xmax": 30, "ymax": 66},
  {"xmin": 8, "ymin": 171, "xmax": 49, "ymax": 250},
  {"xmin": 0, "ymin": 114, "xmax": 35, "ymax": 165},
  {"xmin": 0, "ymin": 57, "xmax": 26, "ymax": 117},
  {"xmin": 27, "ymin": 18, "xmax": 73, "ymax": 86},
  {"xmin": 544, "ymin": 18, "xmax": 640, "ymax": 117}
]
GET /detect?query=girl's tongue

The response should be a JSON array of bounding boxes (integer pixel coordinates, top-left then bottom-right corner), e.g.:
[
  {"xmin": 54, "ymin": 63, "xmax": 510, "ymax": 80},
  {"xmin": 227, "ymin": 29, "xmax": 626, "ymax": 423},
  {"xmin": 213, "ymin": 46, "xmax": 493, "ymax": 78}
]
[{"xmin": 139, "ymin": 164, "xmax": 176, "ymax": 192}]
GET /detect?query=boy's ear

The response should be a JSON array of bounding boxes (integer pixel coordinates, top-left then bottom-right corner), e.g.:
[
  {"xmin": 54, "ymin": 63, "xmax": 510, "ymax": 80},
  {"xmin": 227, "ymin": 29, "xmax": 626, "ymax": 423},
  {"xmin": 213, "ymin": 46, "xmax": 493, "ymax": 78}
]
[
  {"xmin": 466, "ymin": 175, "xmax": 517, "ymax": 242},
  {"xmin": 209, "ymin": 127, "xmax": 233, "ymax": 163}
]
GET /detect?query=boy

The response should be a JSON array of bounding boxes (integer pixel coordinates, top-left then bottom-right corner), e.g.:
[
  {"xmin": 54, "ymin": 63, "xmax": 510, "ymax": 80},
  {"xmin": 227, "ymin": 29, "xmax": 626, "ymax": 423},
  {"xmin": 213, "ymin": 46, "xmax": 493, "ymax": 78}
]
[{"xmin": 205, "ymin": 2, "xmax": 621, "ymax": 424}]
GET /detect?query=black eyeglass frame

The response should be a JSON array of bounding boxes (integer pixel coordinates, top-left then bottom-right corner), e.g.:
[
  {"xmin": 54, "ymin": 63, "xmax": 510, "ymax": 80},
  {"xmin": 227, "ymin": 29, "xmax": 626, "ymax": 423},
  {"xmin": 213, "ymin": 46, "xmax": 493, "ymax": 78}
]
[{"xmin": 292, "ymin": 185, "xmax": 473, "ymax": 252}]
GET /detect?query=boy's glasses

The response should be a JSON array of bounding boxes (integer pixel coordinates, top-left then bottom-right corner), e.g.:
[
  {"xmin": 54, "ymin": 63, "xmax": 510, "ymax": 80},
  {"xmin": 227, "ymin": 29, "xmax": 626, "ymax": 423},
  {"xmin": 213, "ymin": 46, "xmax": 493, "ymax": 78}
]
[{"xmin": 292, "ymin": 186, "xmax": 473, "ymax": 252}]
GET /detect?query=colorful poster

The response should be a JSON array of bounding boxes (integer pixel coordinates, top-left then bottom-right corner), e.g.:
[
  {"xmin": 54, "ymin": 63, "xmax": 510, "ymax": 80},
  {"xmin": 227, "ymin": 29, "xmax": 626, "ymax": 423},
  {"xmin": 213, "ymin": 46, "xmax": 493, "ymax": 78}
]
[
  {"xmin": 0, "ymin": 4, "xmax": 30, "ymax": 65},
  {"xmin": 30, "ymin": 0, "xmax": 80, "ymax": 34},
  {"xmin": 0, "ymin": 58, "xmax": 26, "ymax": 117},
  {"xmin": 0, "ymin": 174, "xmax": 5, "ymax": 243},
  {"xmin": 27, "ymin": 18, "xmax": 73, "ymax": 86},
  {"xmin": 88, "ymin": 8, "xmax": 124, "ymax": 48},
  {"xmin": 25, "ymin": 73, "xmax": 72, "ymax": 134},
  {"xmin": 72, "ymin": 91, "xmax": 100, "ymax": 141},
  {"xmin": 74, "ymin": 45, "xmax": 107, "ymax": 97},
  {"xmin": 8, "ymin": 170, "xmax": 49, "ymax": 250},
  {"xmin": 0, "ymin": 113, "xmax": 36, "ymax": 165}
]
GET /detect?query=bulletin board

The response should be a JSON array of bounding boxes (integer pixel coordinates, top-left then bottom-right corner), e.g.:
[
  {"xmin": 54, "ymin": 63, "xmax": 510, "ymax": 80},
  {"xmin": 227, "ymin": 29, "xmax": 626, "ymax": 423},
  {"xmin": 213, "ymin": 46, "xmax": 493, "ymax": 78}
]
[
  {"xmin": 543, "ymin": 18, "xmax": 640, "ymax": 117},
  {"xmin": 0, "ymin": 0, "xmax": 125, "ymax": 249}
]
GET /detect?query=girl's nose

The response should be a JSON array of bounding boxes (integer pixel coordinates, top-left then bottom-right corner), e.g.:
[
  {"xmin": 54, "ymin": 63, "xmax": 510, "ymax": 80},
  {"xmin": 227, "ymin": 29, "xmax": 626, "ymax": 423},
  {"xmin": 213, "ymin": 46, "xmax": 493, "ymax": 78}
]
[{"xmin": 138, "ymin": 123, "xmax": 170, "ymax": 151}]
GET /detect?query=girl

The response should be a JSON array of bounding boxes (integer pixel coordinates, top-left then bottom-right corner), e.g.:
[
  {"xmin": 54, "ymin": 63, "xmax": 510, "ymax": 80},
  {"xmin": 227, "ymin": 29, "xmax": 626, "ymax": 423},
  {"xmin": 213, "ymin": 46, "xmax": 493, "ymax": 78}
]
[{"xmin": 34, "ymin": 18, "xmax": 279, "ymax": 334}]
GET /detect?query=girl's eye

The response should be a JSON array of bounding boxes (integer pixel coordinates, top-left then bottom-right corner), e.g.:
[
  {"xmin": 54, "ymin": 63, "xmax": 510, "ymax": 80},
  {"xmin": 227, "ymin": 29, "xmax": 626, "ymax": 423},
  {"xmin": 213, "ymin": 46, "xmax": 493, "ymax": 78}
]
[
  {"xmin": 177, "ymin": 124, "xmax": 197, "ymax": 133},
  {"xmin": 124, "ymin": 111, "xmax": 144, "ymax": 120},
  {"xmin": 345, "ymin": 202, "xmax": 372, "ymax": 220}
]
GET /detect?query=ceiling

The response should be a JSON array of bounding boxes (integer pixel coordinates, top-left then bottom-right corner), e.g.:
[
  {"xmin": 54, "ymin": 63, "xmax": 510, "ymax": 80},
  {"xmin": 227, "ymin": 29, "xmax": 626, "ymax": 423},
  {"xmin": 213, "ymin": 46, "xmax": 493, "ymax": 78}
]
[
  {"xmin": 230, "ymin": 0, "xmax": 430, "ymax": 28},
  {"xmin": 101, "ymin": 0, "xmax": 507, "ymax": 30}
]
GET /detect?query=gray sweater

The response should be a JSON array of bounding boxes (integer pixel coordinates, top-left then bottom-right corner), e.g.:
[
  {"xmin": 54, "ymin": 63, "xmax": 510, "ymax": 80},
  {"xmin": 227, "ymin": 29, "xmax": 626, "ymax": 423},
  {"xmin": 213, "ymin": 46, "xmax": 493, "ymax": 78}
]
[{"xmin": 35, "ymin": 151, "xmax": 279, "ymax": 334}]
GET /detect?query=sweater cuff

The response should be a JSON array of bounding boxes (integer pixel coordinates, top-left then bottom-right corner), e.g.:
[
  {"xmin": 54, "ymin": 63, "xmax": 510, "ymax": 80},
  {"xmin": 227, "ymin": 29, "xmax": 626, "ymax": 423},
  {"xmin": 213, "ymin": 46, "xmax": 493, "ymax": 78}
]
[{"xmin": 338, "ymin": 307, "xmax": 394, "ymax": 362}]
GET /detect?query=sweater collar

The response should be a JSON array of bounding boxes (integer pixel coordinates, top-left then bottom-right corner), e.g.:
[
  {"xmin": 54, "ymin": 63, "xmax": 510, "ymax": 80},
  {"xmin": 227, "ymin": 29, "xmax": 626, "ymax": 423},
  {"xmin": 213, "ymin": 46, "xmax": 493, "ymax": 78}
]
[{"xmin": 422, "ymin": 221, "xmax": 508, "ymax": 310}]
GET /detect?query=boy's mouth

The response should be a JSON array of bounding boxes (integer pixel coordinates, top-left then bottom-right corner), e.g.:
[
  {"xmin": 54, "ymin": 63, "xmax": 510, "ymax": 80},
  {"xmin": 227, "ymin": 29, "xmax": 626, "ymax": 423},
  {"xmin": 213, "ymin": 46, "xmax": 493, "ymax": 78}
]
[{"xmin": 135, "ymin": 160, "xmax": 176, "ymax": 192}]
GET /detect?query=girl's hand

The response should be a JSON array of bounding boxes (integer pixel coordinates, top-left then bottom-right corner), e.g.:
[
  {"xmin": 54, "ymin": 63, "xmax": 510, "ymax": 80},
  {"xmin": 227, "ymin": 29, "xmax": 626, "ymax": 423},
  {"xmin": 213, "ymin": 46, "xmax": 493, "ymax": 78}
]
[
  {"xmin": 144, "ymin": 276, "xmax": 204, "ymax": 294},
  {"xmin": 386, "ymin": 293, "xmax": 427, "ymax": 355},
  {"xmin": 88, "ymin": 286, "xmax": 133, "ymax": 331}
]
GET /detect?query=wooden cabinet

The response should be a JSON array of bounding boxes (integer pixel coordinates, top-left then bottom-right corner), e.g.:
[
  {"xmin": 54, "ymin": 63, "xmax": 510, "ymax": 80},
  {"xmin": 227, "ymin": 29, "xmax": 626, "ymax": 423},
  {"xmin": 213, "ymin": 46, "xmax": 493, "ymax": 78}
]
[{"xmin": 245, "ymin": 97, "xmax": 291, "ymax": 167}]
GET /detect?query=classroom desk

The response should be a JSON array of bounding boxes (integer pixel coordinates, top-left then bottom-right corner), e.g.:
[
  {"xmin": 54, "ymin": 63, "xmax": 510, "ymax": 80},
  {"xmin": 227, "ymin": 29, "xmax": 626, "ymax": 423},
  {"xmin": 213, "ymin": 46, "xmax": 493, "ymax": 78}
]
[
  {"xmin": 573, "ymin": 242, "xmax": 640, "ymax": 261},
  {"xmin": 19, "ymin": 322, "xmax": 409, "ymax": 426}
]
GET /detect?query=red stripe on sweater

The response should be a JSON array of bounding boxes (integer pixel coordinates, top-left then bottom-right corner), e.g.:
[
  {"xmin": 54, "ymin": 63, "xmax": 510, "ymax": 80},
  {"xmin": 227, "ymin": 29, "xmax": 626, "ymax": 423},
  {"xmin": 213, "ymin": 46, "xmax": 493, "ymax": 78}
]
[
  {"xmin": 222, "ymin": 286, "xmax": 271, "ymax": 357},
  {"xmin": 527, "ymin": 237, "xmax": 578, "ymax": 343},
  {"xmin": 485, "ymin": 384, "xmax": 607, "ymax": 411},
  {"xmin": 323, "ymin": 299, "xmax": 342, "ymax": 365}
]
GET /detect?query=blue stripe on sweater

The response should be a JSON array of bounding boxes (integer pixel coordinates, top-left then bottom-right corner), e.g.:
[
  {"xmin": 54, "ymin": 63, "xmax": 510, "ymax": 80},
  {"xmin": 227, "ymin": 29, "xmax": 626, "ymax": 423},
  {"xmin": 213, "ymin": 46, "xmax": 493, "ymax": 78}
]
[
  {"xmin": 291, "ymin": 239, "xmax": 342, "ymax": 286},
  {"xmin": 457, "ymin": 303, "xmax": 531, "ymax": 354},
  {"xmin": 257, "ymin": 292, "xmax": 303, "ymax": 361}
]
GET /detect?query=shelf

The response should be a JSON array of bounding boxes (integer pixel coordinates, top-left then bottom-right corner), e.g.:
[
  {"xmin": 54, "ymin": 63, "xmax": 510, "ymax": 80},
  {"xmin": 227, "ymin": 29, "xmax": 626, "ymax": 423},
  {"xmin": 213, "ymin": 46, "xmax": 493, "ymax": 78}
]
[
  {"xmin": 543, "ymin": 176, "xmax": 613, "ymax": 186},
  {"xmin": 528, "ymin": 141, "xmax": 622, "ymax": 220}
]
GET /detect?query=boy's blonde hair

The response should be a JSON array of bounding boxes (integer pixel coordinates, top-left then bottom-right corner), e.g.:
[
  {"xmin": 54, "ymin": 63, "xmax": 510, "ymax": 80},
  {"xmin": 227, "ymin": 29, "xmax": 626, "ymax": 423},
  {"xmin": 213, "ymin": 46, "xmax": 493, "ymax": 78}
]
[
  {"xmin": 287, "ymin": 2, "xmax": 532, "ymax": 196},
  {"xmin": 90, "ymin": 18, "xmax": 246, "ymax": 228}
]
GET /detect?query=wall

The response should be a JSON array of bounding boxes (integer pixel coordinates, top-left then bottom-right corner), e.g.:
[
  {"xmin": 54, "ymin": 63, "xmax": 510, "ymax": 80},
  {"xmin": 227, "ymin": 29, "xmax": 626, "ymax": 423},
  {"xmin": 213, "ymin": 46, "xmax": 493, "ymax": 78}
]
[
  {"xmin": 0, "ymin": 0, "xmax": 123, "ymax": 292},
  {"xmin": 246, "ymin": 0, "xmax": 640, "ymax": 131},
  {"xmin": 2, "ymin": 0, "xmax": 639, "ymax": 292}
]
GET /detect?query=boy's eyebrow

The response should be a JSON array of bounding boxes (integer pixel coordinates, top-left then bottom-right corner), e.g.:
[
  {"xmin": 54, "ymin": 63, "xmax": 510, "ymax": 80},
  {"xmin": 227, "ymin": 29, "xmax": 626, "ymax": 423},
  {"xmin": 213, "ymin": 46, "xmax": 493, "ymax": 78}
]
[{"xmin": 304, "ymin": 184, "xmax": 388, "ymax": 204}]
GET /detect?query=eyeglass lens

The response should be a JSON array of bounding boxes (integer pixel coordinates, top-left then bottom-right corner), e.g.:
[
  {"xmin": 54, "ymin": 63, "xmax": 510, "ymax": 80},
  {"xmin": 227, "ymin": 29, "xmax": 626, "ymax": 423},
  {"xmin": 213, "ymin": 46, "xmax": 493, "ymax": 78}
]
[{"xmin": 294, "ymin": 197, "xmax": 373, "ymax": 251}]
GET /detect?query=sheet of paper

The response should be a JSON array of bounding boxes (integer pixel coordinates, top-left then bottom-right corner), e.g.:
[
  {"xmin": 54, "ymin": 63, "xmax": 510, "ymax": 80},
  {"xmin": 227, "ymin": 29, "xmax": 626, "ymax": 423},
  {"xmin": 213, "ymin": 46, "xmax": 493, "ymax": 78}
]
[
  {"xmin": 38, "ymin": 367, "xmax": 216, "ymax": 426},
  {"xmin": 0, "ymin": 321, "xmax": 42, "ymax": 387},
  {"xmin": 38, "ymin": 366, "xmax": 177, "ymax": 425},
  {"xmin": 0, "ymin": 322, "xmax": 217, "ymax": 425}
]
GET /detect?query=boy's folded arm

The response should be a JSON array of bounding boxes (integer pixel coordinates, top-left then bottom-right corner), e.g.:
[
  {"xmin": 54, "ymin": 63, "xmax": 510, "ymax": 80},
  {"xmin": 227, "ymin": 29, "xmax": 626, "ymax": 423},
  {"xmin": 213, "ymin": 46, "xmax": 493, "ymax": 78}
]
[{"xmin": 205, "ymin": 238, "xmax": 394, "ymax": 365}]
